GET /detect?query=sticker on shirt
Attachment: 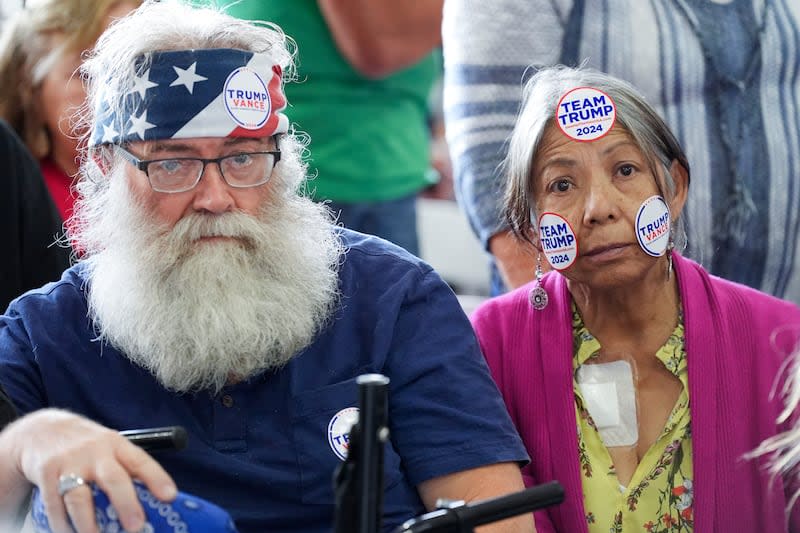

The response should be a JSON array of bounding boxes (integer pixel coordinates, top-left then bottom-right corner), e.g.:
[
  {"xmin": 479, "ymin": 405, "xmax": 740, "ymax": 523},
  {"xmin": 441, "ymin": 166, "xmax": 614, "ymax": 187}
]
[
  {"xmin": 223, "ymin": 66, "xmax": 272, "ymax": 129},
  {"xmin": 555, "ymin": 87, "xmax": 616, "ymax": 142},
  {"xmin": 328, "ymin": 407, "xmax": 359, "ymax": 461},
  {"xmin": 538, "ymin": 212, "xmax": 578, "ymax": 270},
  {"xmin": 635, "ymin": 195, "xmax": 671, "ymax": 257}
]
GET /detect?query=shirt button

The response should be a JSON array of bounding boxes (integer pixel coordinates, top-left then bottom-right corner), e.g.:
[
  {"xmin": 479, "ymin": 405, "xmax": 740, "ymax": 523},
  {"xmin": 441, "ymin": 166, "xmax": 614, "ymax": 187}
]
[{"xmin": 221, "ymin": 394, "xmax": 234, "ymax": 408}]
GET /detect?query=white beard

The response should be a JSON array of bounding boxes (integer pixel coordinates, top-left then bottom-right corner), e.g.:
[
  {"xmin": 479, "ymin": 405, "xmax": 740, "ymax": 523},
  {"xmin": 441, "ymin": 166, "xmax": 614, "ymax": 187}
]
[{"xmin": 80, "ymin": 171, "xmax": 342, "ymax": 393}]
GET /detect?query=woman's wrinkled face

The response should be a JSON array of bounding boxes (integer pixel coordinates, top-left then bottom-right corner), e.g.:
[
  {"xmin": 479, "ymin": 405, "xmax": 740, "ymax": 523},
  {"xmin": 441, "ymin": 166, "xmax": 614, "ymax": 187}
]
[
  {"xmin": 36, "ymin": 38, "xmax": 84, "ymax": 167},
  {"xmin": 531, "ymin": 123, "xmax": 683, "ymax": 289},
  {"xmin": 35, "ymin": 1, "xmax": 139, "ymax": 172}
]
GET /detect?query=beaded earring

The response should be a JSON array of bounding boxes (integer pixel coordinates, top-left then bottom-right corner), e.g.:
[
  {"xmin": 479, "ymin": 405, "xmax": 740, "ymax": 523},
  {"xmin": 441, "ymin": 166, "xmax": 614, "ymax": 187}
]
[{"xmin": 529, "ymin": 253, "xmax": 548, "ymax": 310}]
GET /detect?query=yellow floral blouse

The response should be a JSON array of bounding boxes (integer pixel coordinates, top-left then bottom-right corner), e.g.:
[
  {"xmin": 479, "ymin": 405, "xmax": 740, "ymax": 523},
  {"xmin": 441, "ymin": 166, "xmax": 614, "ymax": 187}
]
[{"xmin": 572, "ymin": 303, "xmax": 693, "ymax": 532}]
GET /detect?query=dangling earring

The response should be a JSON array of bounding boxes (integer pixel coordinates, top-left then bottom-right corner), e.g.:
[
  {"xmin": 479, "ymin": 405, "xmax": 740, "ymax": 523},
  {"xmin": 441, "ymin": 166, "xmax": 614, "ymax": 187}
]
[
  {"xmin": 666, "ymin": 234, "xmax": 675, "ymax": 280},
  {"xmin": 529, "ymin": 254, "xmax": 548, "ymax": 310}
]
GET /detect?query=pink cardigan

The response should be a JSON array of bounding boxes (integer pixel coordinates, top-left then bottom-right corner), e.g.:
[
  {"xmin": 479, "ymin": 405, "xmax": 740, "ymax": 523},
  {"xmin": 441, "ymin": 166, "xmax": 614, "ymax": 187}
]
[{"xmin": 472, "ymin": 254, "xmax": 800, "ymax": 533}]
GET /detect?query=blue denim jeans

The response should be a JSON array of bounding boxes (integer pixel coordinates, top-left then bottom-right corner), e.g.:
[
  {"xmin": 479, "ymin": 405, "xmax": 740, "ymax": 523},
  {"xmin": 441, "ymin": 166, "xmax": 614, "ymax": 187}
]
[{"xmin": 326, "ymin": 193, "xmax": 419, "ymax": 256}]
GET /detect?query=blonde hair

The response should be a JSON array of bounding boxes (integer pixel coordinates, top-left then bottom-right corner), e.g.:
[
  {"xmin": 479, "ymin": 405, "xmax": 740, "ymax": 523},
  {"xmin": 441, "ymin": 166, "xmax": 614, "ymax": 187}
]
[
  {"xmin": 0, "ymin": 0, "xmax": 142, "ymax": 158},
  {"xmin": 749, "ymin": 342, "xmax": 800, "ymax": 509}
]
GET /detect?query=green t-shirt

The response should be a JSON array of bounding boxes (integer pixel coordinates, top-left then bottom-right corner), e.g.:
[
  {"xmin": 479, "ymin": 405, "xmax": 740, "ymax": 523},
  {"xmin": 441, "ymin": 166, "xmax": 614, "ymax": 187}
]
[{"xmin": 211, "ymin": 0, "xmax": 439, "ymax": 202}]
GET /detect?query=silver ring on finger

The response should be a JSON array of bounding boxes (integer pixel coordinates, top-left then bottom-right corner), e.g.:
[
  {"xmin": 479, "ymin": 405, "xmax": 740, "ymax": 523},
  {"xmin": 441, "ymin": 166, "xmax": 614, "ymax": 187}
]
[{"xmin": 57, "ymin": 473, "xmax": 86, "ymax": 496}]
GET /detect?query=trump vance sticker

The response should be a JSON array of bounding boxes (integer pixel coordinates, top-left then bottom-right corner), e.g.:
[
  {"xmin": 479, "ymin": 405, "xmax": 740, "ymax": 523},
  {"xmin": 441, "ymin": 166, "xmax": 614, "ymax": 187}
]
[
  {"xmin": 223, "ymin": 66, "xmax": 271, "ymax": 129},
  {"xmin": 635, "ymin": 196, "xmax": 671, "ymax": 257}
]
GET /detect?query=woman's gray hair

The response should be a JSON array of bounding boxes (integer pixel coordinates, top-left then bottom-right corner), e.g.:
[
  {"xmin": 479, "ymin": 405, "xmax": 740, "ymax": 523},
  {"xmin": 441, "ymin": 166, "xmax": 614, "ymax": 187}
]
[{"xmin": 504, "ymin": 66, "xmax": 689, "ymax": 248}]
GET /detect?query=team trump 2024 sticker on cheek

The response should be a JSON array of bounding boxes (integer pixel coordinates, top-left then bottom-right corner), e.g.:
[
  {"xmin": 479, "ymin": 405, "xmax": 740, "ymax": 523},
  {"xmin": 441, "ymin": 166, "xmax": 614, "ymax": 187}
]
[
  {"xmin": 635, "ymin": 196, "xmax": 671, "ymax": 257},
  {"xmin": 538, "ymin": 212, "xmax": 578, "ymax": 270},
  {"xmin": 556, "ymin": 87, "xmax": 616, "ymax": 142}
]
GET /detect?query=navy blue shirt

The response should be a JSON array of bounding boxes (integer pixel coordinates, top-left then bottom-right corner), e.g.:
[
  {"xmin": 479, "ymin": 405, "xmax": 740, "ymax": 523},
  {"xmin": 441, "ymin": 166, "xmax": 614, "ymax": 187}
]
[{"xmin": 0, "ymin": 229, "xmax": 527, "ymax": 533}]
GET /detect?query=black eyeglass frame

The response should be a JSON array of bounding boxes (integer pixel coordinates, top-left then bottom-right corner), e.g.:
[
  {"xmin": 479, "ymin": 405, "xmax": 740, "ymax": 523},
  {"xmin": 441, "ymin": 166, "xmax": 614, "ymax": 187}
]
[{"xmin": 113, "ymin": 135, "xmax": 282, "ymax": 193}]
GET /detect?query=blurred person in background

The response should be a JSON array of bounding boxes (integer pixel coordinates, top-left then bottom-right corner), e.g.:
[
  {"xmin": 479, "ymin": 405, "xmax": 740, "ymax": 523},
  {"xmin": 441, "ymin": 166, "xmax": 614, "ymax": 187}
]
[
  {"xmin": 0, "ymin": 0, "xmax": 141, "ymax": 224},
  {"xmin": 0, "ymin": 118, "xmax": 68, "ymax": 310},
  {"xmin": 203, "ymin": 0, "xmax": 443, "ymax": 256},
  {"xmin": 421, "ymin": 75, "xmax": 455, "ymax": 202},
  {"xmin": 443, "ymin": 0, "xmax": 800, "ymax": 302}
]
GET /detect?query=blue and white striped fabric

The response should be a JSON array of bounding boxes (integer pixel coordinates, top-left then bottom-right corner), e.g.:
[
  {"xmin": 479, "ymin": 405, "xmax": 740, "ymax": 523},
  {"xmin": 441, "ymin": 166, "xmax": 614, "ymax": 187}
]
[{"xmin": 443, "ymin": 0, "xmax": 800, "ymax": 302}]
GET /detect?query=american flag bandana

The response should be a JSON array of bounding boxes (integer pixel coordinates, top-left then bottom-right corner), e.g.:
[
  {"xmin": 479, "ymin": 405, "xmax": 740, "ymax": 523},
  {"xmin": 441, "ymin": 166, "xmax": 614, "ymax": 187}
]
[{"xmin": 89, "ymin": 48, "xmax": 289, "ymax": 147}]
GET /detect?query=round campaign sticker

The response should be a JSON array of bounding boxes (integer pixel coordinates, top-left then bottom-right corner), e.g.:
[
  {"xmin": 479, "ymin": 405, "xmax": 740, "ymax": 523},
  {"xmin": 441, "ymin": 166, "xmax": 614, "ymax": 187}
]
[
  {"xmin": 223, "ymin": 66, "xmax": 271, "ymax": 129},
  {"xmin": 555, "ymin": 87, "xmax": 616, "ymax": 142},
  {"xmin": 327, "ymin": 407, "xmax": 359, "ymax": 461},
  {"xmin": 635, "ymin": 196, "xmax": 671, "ymax": 256},
  {"xmin": 538, "ymin": 212, "xmax": 578, "ymax": 270}
]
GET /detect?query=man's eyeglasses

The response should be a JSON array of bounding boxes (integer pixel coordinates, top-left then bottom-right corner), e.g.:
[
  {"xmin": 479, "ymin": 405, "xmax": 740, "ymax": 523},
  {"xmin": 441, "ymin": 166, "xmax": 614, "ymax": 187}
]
[{"xmin": 114, "ymin": 138, "xmax": 281, "ymax": 194}]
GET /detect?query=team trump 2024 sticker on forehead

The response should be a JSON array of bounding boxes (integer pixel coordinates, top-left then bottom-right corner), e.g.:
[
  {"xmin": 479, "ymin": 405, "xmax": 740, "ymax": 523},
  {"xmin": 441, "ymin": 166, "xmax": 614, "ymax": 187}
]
[
  {"xmin": 538, "ymin": 212, "xmax": 578, "ymax": 270},
  {"xmin": 556, "ymin": 87, "xmax": 616, "ymax": 142},
  {"xmin": 636, "ymin": 196, "xmax": 671, "ymax": 257}
]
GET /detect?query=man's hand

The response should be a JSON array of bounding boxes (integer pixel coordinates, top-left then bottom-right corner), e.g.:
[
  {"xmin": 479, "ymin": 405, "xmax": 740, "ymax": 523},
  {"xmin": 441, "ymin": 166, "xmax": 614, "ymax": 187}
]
[
  {"xmin": 418, "ymin": 462, "xmax": 536, "ymax": 532},
  {"xmin": 488, "ymin": 230, "xmax": 540, "ymax": 290},
  {"xmin": 0, "ymin": 409, "xmax": 176, "ymax": 533}
]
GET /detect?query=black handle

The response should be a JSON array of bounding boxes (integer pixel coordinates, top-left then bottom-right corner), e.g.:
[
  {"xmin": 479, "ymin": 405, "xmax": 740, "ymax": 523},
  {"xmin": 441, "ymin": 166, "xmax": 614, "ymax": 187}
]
[
  {"xmin": 355, "ymin": 374, "xmax": 390, "ymax": 533},
  {"xmin": 119, "ymin": 426, "xmax": 188, "ymax": 452},
  {"xmin": 393, "ymin": 481, "xmax": 565, "ymax": 533}
]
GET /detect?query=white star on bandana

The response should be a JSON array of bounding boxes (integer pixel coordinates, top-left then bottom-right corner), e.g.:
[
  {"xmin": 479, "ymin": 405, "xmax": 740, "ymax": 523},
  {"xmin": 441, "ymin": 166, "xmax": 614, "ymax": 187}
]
[
  {"xmin": 127, "ymin": 110, "xmax": 156, "ymax": 139},
  {"xmin": 170, "ymin": 62, "xmax": 208, "ymax": 94},
  {"xmin": 100, "ymin": 123, "xmax": 119, "ymax": 144},
  {"xmin": 130, "ymin": 69, "xmax": 158, "ymax": 99}
]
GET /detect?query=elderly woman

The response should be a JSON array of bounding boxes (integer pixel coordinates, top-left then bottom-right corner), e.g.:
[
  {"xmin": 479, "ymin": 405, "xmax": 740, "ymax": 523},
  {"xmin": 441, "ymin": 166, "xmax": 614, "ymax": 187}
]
[
  {"xmin": 471, "ymin": 66, "xmax": 800, "ymax": 533},
  {"xmin": 0, "ymin": 0, "xmax": 140, "ymax": 223}
]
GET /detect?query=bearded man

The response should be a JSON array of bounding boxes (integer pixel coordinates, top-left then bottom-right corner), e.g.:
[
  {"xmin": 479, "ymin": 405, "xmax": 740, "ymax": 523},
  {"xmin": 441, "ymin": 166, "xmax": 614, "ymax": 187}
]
[{"xmin": 0, "ymin": 2, "xmax": 532, "ymax": 533}]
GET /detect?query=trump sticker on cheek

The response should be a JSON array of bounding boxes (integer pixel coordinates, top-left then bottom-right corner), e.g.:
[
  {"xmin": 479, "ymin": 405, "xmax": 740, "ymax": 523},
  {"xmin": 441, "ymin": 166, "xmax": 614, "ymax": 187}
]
[
  {"xmin": 538, "ymin": 212, "xmax": 578, "ymax": 270},
  {"xmin": 556, "ymin": 87, "xmax": 616, "ymax": 142},
  {"xmin": 635, "ymin": 196, "xmax": 671, "ymax": 256}
]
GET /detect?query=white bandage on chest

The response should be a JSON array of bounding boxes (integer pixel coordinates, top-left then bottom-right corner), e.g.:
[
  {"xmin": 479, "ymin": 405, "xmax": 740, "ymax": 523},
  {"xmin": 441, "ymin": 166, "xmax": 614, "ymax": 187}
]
[{"xmin": 576, "ymin": 359, "xmax": 638, "ymax": 447}]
